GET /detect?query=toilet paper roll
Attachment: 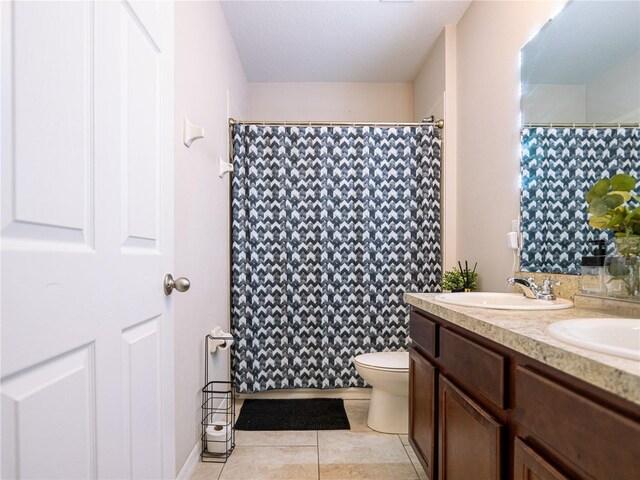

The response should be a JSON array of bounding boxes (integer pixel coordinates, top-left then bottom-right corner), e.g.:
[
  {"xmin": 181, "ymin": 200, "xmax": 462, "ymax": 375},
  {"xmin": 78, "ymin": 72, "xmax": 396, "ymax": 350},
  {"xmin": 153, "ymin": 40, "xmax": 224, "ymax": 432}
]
[
  {"xmin": 209, "ymin": 327, "xmax": 234, "ymax": 353},
  {"xmin": 206, "ymin": 421, "xmax": 231, "ymax": 454}
]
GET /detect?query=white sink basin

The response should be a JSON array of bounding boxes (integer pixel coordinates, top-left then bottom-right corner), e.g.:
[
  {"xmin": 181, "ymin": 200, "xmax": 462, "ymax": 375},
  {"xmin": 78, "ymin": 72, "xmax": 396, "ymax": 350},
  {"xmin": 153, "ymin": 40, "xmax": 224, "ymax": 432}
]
[
  {"xmin": 434, "ymin": 292, "xmax": 573, "ymax": 310},
  {"xmin": 547, "ymin": 318, "xmax": 640, "ymax": 361}
]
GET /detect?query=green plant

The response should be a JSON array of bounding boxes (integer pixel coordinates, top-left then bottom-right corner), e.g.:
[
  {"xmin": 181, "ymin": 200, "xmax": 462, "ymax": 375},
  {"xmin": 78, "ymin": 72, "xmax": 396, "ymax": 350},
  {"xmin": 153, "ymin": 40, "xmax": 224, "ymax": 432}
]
[
  {"xmin": 586, "ymin": 173, "xmax": 640, "ymax": 237},
  {"xmin": 441, "ymin": 262, "xmax": 478, "ymax": 291}
]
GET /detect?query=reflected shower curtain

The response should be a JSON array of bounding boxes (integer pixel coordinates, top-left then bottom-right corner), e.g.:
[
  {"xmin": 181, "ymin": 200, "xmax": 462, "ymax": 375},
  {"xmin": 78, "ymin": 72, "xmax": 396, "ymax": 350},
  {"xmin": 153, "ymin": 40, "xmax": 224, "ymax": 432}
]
[
  {"xmin": 520, "ymin": 126, "xmax": 639, "ymax": 274},
  {"xmin": 231, "ymin": 124, "xmax": 441, "ymax": 393}
]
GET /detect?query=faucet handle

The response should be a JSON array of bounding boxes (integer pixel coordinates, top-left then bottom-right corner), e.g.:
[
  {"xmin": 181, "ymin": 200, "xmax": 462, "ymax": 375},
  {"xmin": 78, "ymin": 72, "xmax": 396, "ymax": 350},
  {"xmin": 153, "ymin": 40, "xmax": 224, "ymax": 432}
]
[{"xmin": 540, "ymin": 277, "xmax": 560, "ymax": 299}]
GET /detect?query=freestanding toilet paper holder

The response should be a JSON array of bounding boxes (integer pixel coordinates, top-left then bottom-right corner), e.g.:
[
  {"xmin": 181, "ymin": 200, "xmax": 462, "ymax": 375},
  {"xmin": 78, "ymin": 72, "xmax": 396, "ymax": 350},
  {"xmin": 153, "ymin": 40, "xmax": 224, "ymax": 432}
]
[{"xmin": 200, "ymin": 331, "xmax": 235, "ymax": 463}]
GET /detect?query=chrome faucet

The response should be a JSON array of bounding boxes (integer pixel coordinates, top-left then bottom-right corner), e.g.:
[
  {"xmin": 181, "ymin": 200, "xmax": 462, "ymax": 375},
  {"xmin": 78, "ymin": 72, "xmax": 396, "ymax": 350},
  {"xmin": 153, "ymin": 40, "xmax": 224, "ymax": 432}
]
[
  {"xmin": 507, "ymin": 277, "xmax": 539, "ymax": 299},
  {"xmin": 507, "ymin": 277, "xmax": 560, "ymax": 301}
]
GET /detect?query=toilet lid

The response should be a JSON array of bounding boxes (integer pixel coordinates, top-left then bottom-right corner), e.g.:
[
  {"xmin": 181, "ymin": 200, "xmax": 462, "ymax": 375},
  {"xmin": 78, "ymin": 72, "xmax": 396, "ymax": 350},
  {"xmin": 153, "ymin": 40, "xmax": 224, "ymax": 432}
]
[{"xmin": 355, "ymin": 351, "xmax": 409, "ymax": 371}]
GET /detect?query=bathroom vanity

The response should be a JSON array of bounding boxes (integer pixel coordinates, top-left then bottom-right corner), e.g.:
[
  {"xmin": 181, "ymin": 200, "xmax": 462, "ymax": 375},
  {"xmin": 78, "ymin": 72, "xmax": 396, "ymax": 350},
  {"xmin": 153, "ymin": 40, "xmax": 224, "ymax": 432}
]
[{"xmin": 405, "ymin": 293, "xmax": 640, "ymax": 480}]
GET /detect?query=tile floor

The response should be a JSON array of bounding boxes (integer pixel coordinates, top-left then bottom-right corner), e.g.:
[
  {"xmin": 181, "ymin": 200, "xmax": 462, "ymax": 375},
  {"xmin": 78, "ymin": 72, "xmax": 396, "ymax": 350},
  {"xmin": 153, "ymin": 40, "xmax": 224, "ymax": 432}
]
[{"xmin": 192, "ymin": 399, "xmax": 427, "ymax": 480}]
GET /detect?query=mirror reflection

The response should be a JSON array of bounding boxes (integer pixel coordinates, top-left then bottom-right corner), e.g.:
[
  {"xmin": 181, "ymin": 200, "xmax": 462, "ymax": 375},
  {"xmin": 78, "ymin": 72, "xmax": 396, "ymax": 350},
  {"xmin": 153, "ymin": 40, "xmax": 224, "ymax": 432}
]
[
  {"xmin": 518, "ymin": 0, "xmax": 640, "ymax": 285},
  {"xmin": 521, "ymin": 1, "xmax": 640, "ymax": 124}
]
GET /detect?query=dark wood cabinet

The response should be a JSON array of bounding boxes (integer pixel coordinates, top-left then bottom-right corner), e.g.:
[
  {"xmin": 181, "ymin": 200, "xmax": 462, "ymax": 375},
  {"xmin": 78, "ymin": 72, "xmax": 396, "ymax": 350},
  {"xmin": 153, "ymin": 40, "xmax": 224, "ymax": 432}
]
[
  {"xmin": 410, "ymin": 310, "xmax": 438, "ymax": 357},
  {"xmin": 514, "ymin": 366, "xmax": 640, "ymax": 480},
  {"xmin": 409, "ymin": 348, "xmax": 437, "ymax": 480},
  {"xmin": 408, "ymin": 307, "xmax": 640, "ymax": 480},
  {"xmin": 439, "ymin": 327, "xmax": 506, "ymax": 409},
  {"xmin": 513, "ymin": 438, "xmax": 569, "ymax": 480},
  {"xmin": 439, "ymin": 375, "xmax": 502, "ymax": 480}
]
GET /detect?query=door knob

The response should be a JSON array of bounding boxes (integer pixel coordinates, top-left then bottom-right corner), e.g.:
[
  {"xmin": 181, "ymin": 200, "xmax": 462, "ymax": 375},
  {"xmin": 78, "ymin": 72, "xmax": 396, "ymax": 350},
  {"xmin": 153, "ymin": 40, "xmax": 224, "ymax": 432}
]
[{"xmin": 164, "ymin": 274, "xmax": 191, "ymax": 295}]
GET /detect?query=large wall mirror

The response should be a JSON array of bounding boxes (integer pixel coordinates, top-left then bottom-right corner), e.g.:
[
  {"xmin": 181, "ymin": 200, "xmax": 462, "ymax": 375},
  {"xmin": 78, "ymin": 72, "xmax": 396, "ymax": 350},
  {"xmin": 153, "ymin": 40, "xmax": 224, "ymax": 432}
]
[{"xmin": 518, "ymin": 0, "xmax": 640, "ymax": 277}]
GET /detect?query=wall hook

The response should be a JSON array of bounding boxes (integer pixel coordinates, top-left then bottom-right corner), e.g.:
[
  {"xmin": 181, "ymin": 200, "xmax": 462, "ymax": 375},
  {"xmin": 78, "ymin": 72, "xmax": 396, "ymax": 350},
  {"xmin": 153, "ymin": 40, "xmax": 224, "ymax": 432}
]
[
  {"xmin": 219, "ymin": 157, "xmax": 233, "ymax": 178},
  {"xmin": 183, "ymin": 117, "xmax": 205, "ymax": 147}
]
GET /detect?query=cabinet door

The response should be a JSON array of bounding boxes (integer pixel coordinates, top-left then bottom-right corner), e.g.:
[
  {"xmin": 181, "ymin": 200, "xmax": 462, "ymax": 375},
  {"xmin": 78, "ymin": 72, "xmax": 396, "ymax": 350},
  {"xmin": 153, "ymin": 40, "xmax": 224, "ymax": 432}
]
[
  {"xmin": 439, "ymin": 376, "xmax": 503, "ymax": 480},
  {"xmin": 409, "ymin": 348, "xmax": 437, "ymax": 480},
  {"xmin": 513, "ymin": 438, "xmax": 569, "ymax": 480}
]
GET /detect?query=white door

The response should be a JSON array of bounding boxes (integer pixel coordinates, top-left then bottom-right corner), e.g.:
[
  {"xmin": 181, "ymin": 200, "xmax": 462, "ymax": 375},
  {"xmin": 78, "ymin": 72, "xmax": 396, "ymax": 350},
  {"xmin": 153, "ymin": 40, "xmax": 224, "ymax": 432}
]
[{"xmin": 1, "ymin": 1, "xmax": 175, "ymax": 478}]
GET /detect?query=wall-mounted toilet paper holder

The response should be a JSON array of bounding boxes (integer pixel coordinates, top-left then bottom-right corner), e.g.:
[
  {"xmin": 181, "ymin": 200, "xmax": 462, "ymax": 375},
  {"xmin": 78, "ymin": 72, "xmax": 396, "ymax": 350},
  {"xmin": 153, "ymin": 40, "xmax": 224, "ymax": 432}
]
[{"xmin": 208, "ymin": 326, "xmax": 234, "ymax": 353}]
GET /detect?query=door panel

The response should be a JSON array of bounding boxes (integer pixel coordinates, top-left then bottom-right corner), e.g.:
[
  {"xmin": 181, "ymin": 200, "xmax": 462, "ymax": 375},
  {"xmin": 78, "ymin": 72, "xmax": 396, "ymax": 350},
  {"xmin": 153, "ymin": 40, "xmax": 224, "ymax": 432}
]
[
  {"xmin": 122, "ymin": 5, "xmax": 160, "ymax": 250},
  {"xmin": 127, "ymin": 1, "xmax": 163, "ymax": 47},
  {"xmin": 9, "ymin": 1, "xmax": 93, "ymax": 241},
  {"xmin": 1, "ymin": 1, "xmax": 175, "ymax": 478},
  {"xmin": 2, "ymin": 1, "xmax": 93, "ymax": 248},
  {"xmin": 123, "ymin": 317, "xmax": 163, "ymax": 479},
  {"xmin": 1, "ymin": 346, "xmax": 97, "ymax": 479}
]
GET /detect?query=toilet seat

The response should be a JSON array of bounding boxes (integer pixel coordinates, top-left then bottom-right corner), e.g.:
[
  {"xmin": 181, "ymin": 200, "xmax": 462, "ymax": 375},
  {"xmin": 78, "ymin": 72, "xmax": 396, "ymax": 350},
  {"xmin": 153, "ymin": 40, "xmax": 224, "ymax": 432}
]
[{"xmin": 354, "ymin": 351, "xmax": 409, "ymax": 372}]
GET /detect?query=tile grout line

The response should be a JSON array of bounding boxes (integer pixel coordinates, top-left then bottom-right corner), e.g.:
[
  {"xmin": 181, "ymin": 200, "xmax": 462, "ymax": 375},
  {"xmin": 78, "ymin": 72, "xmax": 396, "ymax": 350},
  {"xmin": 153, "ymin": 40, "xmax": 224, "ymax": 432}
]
[
  {"xmin": 397, "ymin": 434, "xmax": 421, "ymax": 480},
  {"xmin": 403, "ymin": 444, "xmax": 422, "ymax": 479},
  {"xmin": 316, "ymin": 430, "xmax": 320, "ymax": 480},
  {"xmin": 232, "ymin": 443, "xmax": 317, "ymax": 447}
]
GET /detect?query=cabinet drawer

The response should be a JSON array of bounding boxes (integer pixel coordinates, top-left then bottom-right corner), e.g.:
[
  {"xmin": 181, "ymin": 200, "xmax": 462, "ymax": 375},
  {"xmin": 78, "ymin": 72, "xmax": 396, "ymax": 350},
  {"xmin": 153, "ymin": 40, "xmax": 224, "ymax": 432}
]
[
  {"xmin": 515, "ymin": 366, "xmax": 640, "ymax": 480},
  {"xmin": 439, "ymin": 328, "xmax": 506, "ymax": 409},
  {"xmin": 410, "ymin": 310, "xmax": 438, "ymax": 357}
]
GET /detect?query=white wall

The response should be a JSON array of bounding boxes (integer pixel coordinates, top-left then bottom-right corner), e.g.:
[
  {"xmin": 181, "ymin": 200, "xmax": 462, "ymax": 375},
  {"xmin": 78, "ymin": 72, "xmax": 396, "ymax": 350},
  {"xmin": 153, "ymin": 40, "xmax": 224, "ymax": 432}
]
[
  {"xmin": 248, "ymin": 82, "xmax": 413, "ymax": 121},
  {"xmin": 413, "ymin": 30, "xmax": 446, "ymax": 122},
  {"xmin": 412, "ymin": 26, "xmax": 458, "ymax": 273},
  {"xmin": 442, "ymin": 25, "xmax": 459, "ymax": 274},
  {"xmin": 455, "ymin": 0, "xmax": 566, "ymax": 291},
  {"xmin": 174, "ymin": 1, "xmax": 248, "ymax": 474}
]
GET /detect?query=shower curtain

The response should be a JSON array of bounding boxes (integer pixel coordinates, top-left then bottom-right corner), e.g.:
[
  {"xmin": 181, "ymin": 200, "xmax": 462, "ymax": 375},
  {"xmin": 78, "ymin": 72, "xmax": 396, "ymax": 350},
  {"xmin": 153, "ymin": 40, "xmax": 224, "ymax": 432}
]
[
  {"xmin": 520, "ymin": 126, "xmax": 639, "ymax": 274},
  {"xmin": 231, "ymin": 124, "xmax": 441, "ymax": 393}
]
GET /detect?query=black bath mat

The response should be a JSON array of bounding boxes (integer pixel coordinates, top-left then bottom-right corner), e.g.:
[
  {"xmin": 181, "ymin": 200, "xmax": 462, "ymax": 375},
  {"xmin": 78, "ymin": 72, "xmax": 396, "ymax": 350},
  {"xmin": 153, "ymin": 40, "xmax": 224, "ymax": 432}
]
[{"xmin": 235, "ymin": 398, "xmax": 351, "ymax": 431}]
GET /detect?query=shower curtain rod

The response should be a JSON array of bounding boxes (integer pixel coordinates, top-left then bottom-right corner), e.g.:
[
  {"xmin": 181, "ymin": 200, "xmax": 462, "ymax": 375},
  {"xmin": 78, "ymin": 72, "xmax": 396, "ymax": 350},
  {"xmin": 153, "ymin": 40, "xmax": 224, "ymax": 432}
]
[
  {"xmin": 229, "ymin": 118, "xmax": 445, "ymax": 129},
  {"xmin": 523, "ymin": 122, "xmax": 640, "ymax": 128}
]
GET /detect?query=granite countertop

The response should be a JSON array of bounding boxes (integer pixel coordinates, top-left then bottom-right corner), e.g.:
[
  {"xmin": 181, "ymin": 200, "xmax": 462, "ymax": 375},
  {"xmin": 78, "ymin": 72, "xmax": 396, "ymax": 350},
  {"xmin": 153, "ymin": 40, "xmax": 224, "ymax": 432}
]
[{"xmin": 404, "ymin": 292, "xmax": 640, "ymax": 406}]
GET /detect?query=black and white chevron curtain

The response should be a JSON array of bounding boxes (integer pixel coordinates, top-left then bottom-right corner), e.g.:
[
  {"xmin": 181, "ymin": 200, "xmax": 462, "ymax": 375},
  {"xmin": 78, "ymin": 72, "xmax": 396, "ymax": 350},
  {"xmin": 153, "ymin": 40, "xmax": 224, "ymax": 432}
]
[
  {"xmin": 520, "ymin": 126, "xmax": 639, "ymax": 274},
  {"xmin": 230, "ymin": 124, "xmax": 441, "ymax": 393}
]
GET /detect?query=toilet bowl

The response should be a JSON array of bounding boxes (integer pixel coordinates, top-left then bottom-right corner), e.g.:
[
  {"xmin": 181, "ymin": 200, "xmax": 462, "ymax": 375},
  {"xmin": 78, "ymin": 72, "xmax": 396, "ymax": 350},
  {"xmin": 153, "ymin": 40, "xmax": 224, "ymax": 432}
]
[{"xmin": 354, "ymin": 351, "xmax": 409, "ymax": 434}]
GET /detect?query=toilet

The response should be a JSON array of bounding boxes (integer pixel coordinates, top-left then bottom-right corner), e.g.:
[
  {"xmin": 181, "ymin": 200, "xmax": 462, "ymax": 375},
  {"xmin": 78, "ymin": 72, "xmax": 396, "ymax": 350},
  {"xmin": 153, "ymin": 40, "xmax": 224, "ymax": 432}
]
[{"xmin": 354, "ymin": 351, "xmax": 409, "ymax": 434}]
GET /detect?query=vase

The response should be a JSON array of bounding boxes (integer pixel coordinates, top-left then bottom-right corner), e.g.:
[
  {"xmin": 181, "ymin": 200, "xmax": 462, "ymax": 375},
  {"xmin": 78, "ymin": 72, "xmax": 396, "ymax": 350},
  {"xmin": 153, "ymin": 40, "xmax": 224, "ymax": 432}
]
[{"xmin": 604, "ymin": 237, "xmax": 640, "ymax": 298}]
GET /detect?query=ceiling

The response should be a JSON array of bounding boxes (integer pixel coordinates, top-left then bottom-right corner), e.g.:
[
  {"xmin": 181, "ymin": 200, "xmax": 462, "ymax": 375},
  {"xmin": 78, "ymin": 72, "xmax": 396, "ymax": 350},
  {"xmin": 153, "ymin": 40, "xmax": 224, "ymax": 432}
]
[{"xmin": 221, "ymin": 0, "xmax": 470, "ymax": 83}]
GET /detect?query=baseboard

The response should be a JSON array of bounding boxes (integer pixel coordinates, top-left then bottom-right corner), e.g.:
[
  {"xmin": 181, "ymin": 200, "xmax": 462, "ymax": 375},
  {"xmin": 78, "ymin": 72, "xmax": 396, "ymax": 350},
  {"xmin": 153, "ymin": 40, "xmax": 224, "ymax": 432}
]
[
  {"xmin": 237, "ymin": 387, "xmax": 371, "ymax": 400},
  {"xmin": 175, "ymin": 440, "xmax": 200, "ymax": 480}
]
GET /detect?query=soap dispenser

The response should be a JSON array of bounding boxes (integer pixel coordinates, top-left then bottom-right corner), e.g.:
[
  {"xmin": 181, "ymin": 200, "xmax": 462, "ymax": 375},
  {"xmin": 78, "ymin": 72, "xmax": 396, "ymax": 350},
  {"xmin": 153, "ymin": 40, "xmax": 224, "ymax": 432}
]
[{"xmin": 580, "ymin": 239, "xmax": 606, "ymax": 294}]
